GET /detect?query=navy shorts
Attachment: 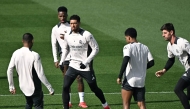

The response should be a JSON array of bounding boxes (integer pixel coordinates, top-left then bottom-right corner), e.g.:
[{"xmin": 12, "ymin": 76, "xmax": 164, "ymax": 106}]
[
  {"xmin": 122, "ymin": 77, "xmax": 145, "ymax": 101},
  {"xmin": 65, "ymin": 67, "xmax": 96, "ymax": 84}
]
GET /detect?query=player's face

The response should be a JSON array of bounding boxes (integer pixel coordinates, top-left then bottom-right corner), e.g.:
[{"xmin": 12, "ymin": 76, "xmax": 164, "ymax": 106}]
[
  {"xmin": 58, "ymin": 12, "xmax": 67, "ymax": 23},
  {"xmin": 70, "ymin": 20, "xmax": 80, "ymax": 32},
  {"xmin": 162, "ymin": 30, "xmax": 173, "ymax": 41}
]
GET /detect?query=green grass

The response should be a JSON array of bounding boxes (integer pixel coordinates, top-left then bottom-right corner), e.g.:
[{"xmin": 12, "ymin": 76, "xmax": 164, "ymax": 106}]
[{"xmin": 0, "ymin": 0, "xmax": 190, "ymax": 108}]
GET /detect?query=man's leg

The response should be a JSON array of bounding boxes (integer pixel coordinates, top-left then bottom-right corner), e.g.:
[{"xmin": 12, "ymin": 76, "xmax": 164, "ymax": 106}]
[
  {"xmin": 121, "ymin": 89, "xmax": 133, "ymax": 109},
  {"xmin": 33, "ymin": 91, "xmax": 44, "ymax": 109},
  {"xmin": 62, "ymin": 67, "xmax": 78, "ymax": 109},
  {"xmin": 80, "ymin": 70, "xmax": 110, "ymax": 109},
  {"xmin": 174, "ymin": 78, "xmax": 190, "ymax": 109},
  {"xmin": 25, "ymin": 96, "xmax": 33, "ymax": 109},
  {"xmin": 76, "ymin": 75, "xmax": 88, "ymax": 108},
  {"xmin": 187, "ymin": 85, "xmax": 190, "ymax": 100},
  {"xmin": 133, "ymin": 87, "xmax": 146, "ymax": 109},
  {"xmin": 60, "ymin": 62, "xmax": 72, "ymax": 107}
]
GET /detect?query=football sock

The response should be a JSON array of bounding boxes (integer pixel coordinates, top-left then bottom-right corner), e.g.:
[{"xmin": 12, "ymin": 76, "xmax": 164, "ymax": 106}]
[
  {"xmin": 78, "ymin": 92, "xmax": 84, "ymax": 102},
  {"xmin": 69, "ymin": 93, "xmax": 71, "ymax": 103},
  {"xmin": 102, "ymin": 102, "xmax": 108, "ymax": 107}
]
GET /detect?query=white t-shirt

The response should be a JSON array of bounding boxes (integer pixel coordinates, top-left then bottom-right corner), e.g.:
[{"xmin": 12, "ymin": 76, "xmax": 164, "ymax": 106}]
[
  {"xmin": 123, "ymin": 42, "xmax": 153, "ymax": 87},
  {"xmin": 61, "ymin": 29, "xmax": 99, "ymax": 71},
  {"xmin": 167, "ymin": 37, "xmax": 190, "ymax": 72},
  {"xmin": 51, "ymin": 22, "xmax": 71, "ymax": 63},
  {"xmin": 7, "ymin": 47, "xmax": 54, "ymax": 96}
]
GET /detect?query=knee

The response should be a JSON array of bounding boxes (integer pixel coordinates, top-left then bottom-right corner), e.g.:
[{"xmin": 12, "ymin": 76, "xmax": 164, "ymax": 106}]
[
  {"xmin": 174, "ymin": 87, "xmax": 180, "ymax": 94},
  {"xmin": 137, "ymin": 101, "xmax": 146, "ymax": 109},
  {"xmin": 63, "ymin": 76, "xmax": 72, "ymax": 92}
]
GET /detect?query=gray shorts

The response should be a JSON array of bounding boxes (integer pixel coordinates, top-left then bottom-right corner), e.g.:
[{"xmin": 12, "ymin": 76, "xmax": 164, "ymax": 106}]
[
  {"xmin": 65, "ymin": 67, "xmax": 96, "ymax": 83},
  {"xmin": 122, "ymin": 77, "xmax": 145, "ymax": 101}
]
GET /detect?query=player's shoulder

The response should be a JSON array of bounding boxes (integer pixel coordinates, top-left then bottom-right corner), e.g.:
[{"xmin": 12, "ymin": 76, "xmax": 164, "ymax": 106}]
[
  {"xmin": 81, "ymin": 29, "xmax": 92, "ymax": 36},
  {"xmin": 31, "ymin": 51, "xmax": 40, "ymax": 60},
  {"xmin": 178, "ymin": 37, "xmax": 189, "ymax": 43}
]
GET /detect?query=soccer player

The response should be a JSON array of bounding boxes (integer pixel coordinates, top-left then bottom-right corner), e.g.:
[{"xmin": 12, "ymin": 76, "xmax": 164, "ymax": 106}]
[
  {"xmin": 7, "ymin": 33, "xmax": 54, "ymax": 109},
  {"xmin": 117, "ymin": 28, "xmax": 154, "ymax": 109},
  {"xmin": 155, "ymin": 23, "xmax": 190, "ymax": 109},
  {"xmin": 51, "ymin": 6, "xmax": 87, "ymax": 108},
  {"xmin": 61, "ymin": 15, "xmax": 110, "ymax": 109}
]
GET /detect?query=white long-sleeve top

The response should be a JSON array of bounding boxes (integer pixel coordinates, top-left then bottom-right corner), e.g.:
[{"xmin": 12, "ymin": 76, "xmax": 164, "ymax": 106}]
[
  {"xmin": 7, "ymin": 47, "xmax": 54, "ymax": 96},
  {"xmin": 51, "ymin": 22, "xmax": 71, "ymax": 64},
  {"xmin": 61, "ymin": 28, "xmax": 99, "ymax": 71}
]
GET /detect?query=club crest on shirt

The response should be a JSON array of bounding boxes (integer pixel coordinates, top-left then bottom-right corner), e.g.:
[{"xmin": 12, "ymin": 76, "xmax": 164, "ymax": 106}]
[{"xmin": 79, "ymin": 40, "xmax": 82, "ymax": 44}]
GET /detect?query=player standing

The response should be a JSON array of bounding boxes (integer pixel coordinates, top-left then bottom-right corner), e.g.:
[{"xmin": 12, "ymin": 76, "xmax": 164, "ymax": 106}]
[
  {"xmin": 51, "ymin": 6, "xmax": 87, "ymax": 108},
  {"xmin": 155, "ymin": 23, "xmax": 190, "ymax": 109},
  {"xmin": 61, "ymin": 15, "xmax": 110, "ymax": 109},
  {"xmin": 7, "ymin": 33, "xmax": 54, "ymax": 109},
  {"xmin": 117, "ymin": 28, "xmax": 154, "ymax": 109}
]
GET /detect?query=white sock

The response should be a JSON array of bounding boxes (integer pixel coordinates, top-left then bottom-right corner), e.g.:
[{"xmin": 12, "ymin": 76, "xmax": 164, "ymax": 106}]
[
  {"xmin": 69, "ymin": 93, "xmax": 71, "ymax": 103},
  {"xmin": 78, "ymin": 92, "xmax": 84, "ymax": 102},
  {"xmin": 102, "ymin": 102, "xmax": 108, "ymax": 107}
]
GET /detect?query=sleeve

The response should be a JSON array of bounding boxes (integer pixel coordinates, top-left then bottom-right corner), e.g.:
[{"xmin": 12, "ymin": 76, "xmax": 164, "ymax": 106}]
[
  {"xmin": 33, "ymin": 53, "xmax": 54, "ymax": 93},
  {"xmin": 7, "ymin": 52, "xmax": 16, "ymax": 92},
  {"xmin": 164, "ymin": 57, "xmax": 175, "ymax": 71},
  {"xmin": 167, "ymin": 44, "xmax": 174, "ymax": 58},
  {"xmin": 123, "ymin": 45, "xmax": 130, "ymax": 57},
  {"xmin": 60, "ymin": 35, "xmax": 69, "ymax": 65},
  {"xmin": 147, "ymin": 48, "xmax": 154, "ymax": 69},
  {"xmin": 51, "ymin": 27, "xmax": 58, "ymax": 62},
  {"xmin": 118, "ymin": 56, "xmax": 130, "ymax": 79},
  {"xmin": 83, "ymin": 33, "xmax": 99, "ymax": 66},
  {"xmin": 183, "ymin": 40, "xmax": 190, "ymax": 54}
]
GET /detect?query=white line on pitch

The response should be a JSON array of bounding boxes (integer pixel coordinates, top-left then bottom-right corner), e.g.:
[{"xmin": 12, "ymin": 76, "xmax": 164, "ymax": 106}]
[{"xmin": 0, "ymin": 92, "xmax": 175, "ymax": 96}]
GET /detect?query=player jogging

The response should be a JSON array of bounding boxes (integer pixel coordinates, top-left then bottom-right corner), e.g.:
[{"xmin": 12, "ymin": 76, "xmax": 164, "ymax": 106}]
[
  {"xmin": 7, "ymin": 33, "xmax": 54, "ymax": 109},
  {"xmin": 61, "ymin": 15, "xmax": 110, "ymax": 109},
  {"xmin": 155, "ymin": 23, "xmax": 190, "ymax": 109},
  {"xmin": 117, "ymin": 28, "xmax": 154, "ymax": 109}
]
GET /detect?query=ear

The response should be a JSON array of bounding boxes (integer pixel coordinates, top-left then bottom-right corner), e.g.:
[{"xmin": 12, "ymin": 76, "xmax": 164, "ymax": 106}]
[{"xmin": 170, "ymin": 30, "xmax": 174, "ymax": 35}]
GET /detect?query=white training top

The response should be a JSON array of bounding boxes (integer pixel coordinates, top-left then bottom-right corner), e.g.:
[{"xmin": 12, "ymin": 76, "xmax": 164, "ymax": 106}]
[
  {"xmin": 123, "ymin": 42, "xmax": 153, "ymax": 87},
  {"xmin": 60, "ymin": 28, "xmax": 99, "ymax": 71},
  {"xmin": 167, "ymin": 37, "xmax": 190, "ymax": 72},
  {"xmin": 51, "ymin": 22, "xmax": 71, "ymax": 64},
  {"xmin": 7, "ymin": 47, "xmax": 54, "ymax": 96}
]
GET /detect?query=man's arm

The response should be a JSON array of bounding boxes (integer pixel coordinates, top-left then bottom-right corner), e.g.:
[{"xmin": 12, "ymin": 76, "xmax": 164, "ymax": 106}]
[
  {"xmin": 118, "ymin": 56, "xmax": 130, "ymax": 79},
  {"xmin": 183, "ymin": 41, "xmax": 190, "ymax": 65},
  {"xmin": 51, "ymin": 27, "xmax": 59, "ymax": 67},
  {"xmin": 33, "ymin": 53, "xmax": 54, "ymax": 95},
  {"xmin": 60, "ymin": 36, "xmax": 69, "ymax": 65},
  {"xmin": 82, "ymin": 34, "xmax": 99, "ymax": 66},
  {"xmin": 7, "ymin": 52, "xmax": 16, "ymax": 94},
  {"xmin": 147, "ymin": 50, "xmax": 154, "ymax": 69},
  {"xmin": 155, "ymin": 57, "xmax": 175, "ymax": 77}
]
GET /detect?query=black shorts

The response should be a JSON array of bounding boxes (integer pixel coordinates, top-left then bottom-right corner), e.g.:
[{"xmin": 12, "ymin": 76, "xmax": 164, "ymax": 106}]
[
  {"xmin": 65, "ymin": 67, "xmax": 96, "ymax": 83},
  {"xmin": 122, "ymin": 77, "xmax": 145, "ymax": 101},
  {"xmin": 59, "ymin": 61, "xmax": 70, "ymax": 71}
]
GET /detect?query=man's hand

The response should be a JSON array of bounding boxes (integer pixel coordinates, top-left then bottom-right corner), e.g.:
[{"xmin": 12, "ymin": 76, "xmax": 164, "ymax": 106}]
[
  {"xmin": 117, "ymin": 78, "xmax": 122, "ymax": 84},
  {"xmin": 155, "ymin": 69, "xmax": 166, "ymax": 77},
  {"xmin": 49, "ymin": 91, "xmax": 54, "ymax": 95},
  {"xmin": 10, "ymin": 89, "xmax": 16, "ymax": 94},
  {"xmin": 80, "ymin": 63, "xmax": 86, "ymax": 69},
  {"xmin": 54, "ymin": 62, "xmax": 59, "ymax": 68}
]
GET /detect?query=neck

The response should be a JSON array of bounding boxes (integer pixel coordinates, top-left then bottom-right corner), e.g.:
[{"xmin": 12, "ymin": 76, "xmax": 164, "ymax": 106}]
[
  {"xmin": 130, "ymin": 39, "xmax": 138, "ymax": 43},
  {"xmin": 170, "ymin": 35, "xmax": 176, "ymax": 44}
]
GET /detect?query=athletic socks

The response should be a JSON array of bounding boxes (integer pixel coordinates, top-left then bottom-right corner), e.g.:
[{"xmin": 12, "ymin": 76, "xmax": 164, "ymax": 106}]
[
  {"xmin": 102, "ymin": 102, "xmax": 108, "ymax": 107},
  {"xmin": 78, "ymin": 92, "xmax": 85, "ymax": 102}
]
